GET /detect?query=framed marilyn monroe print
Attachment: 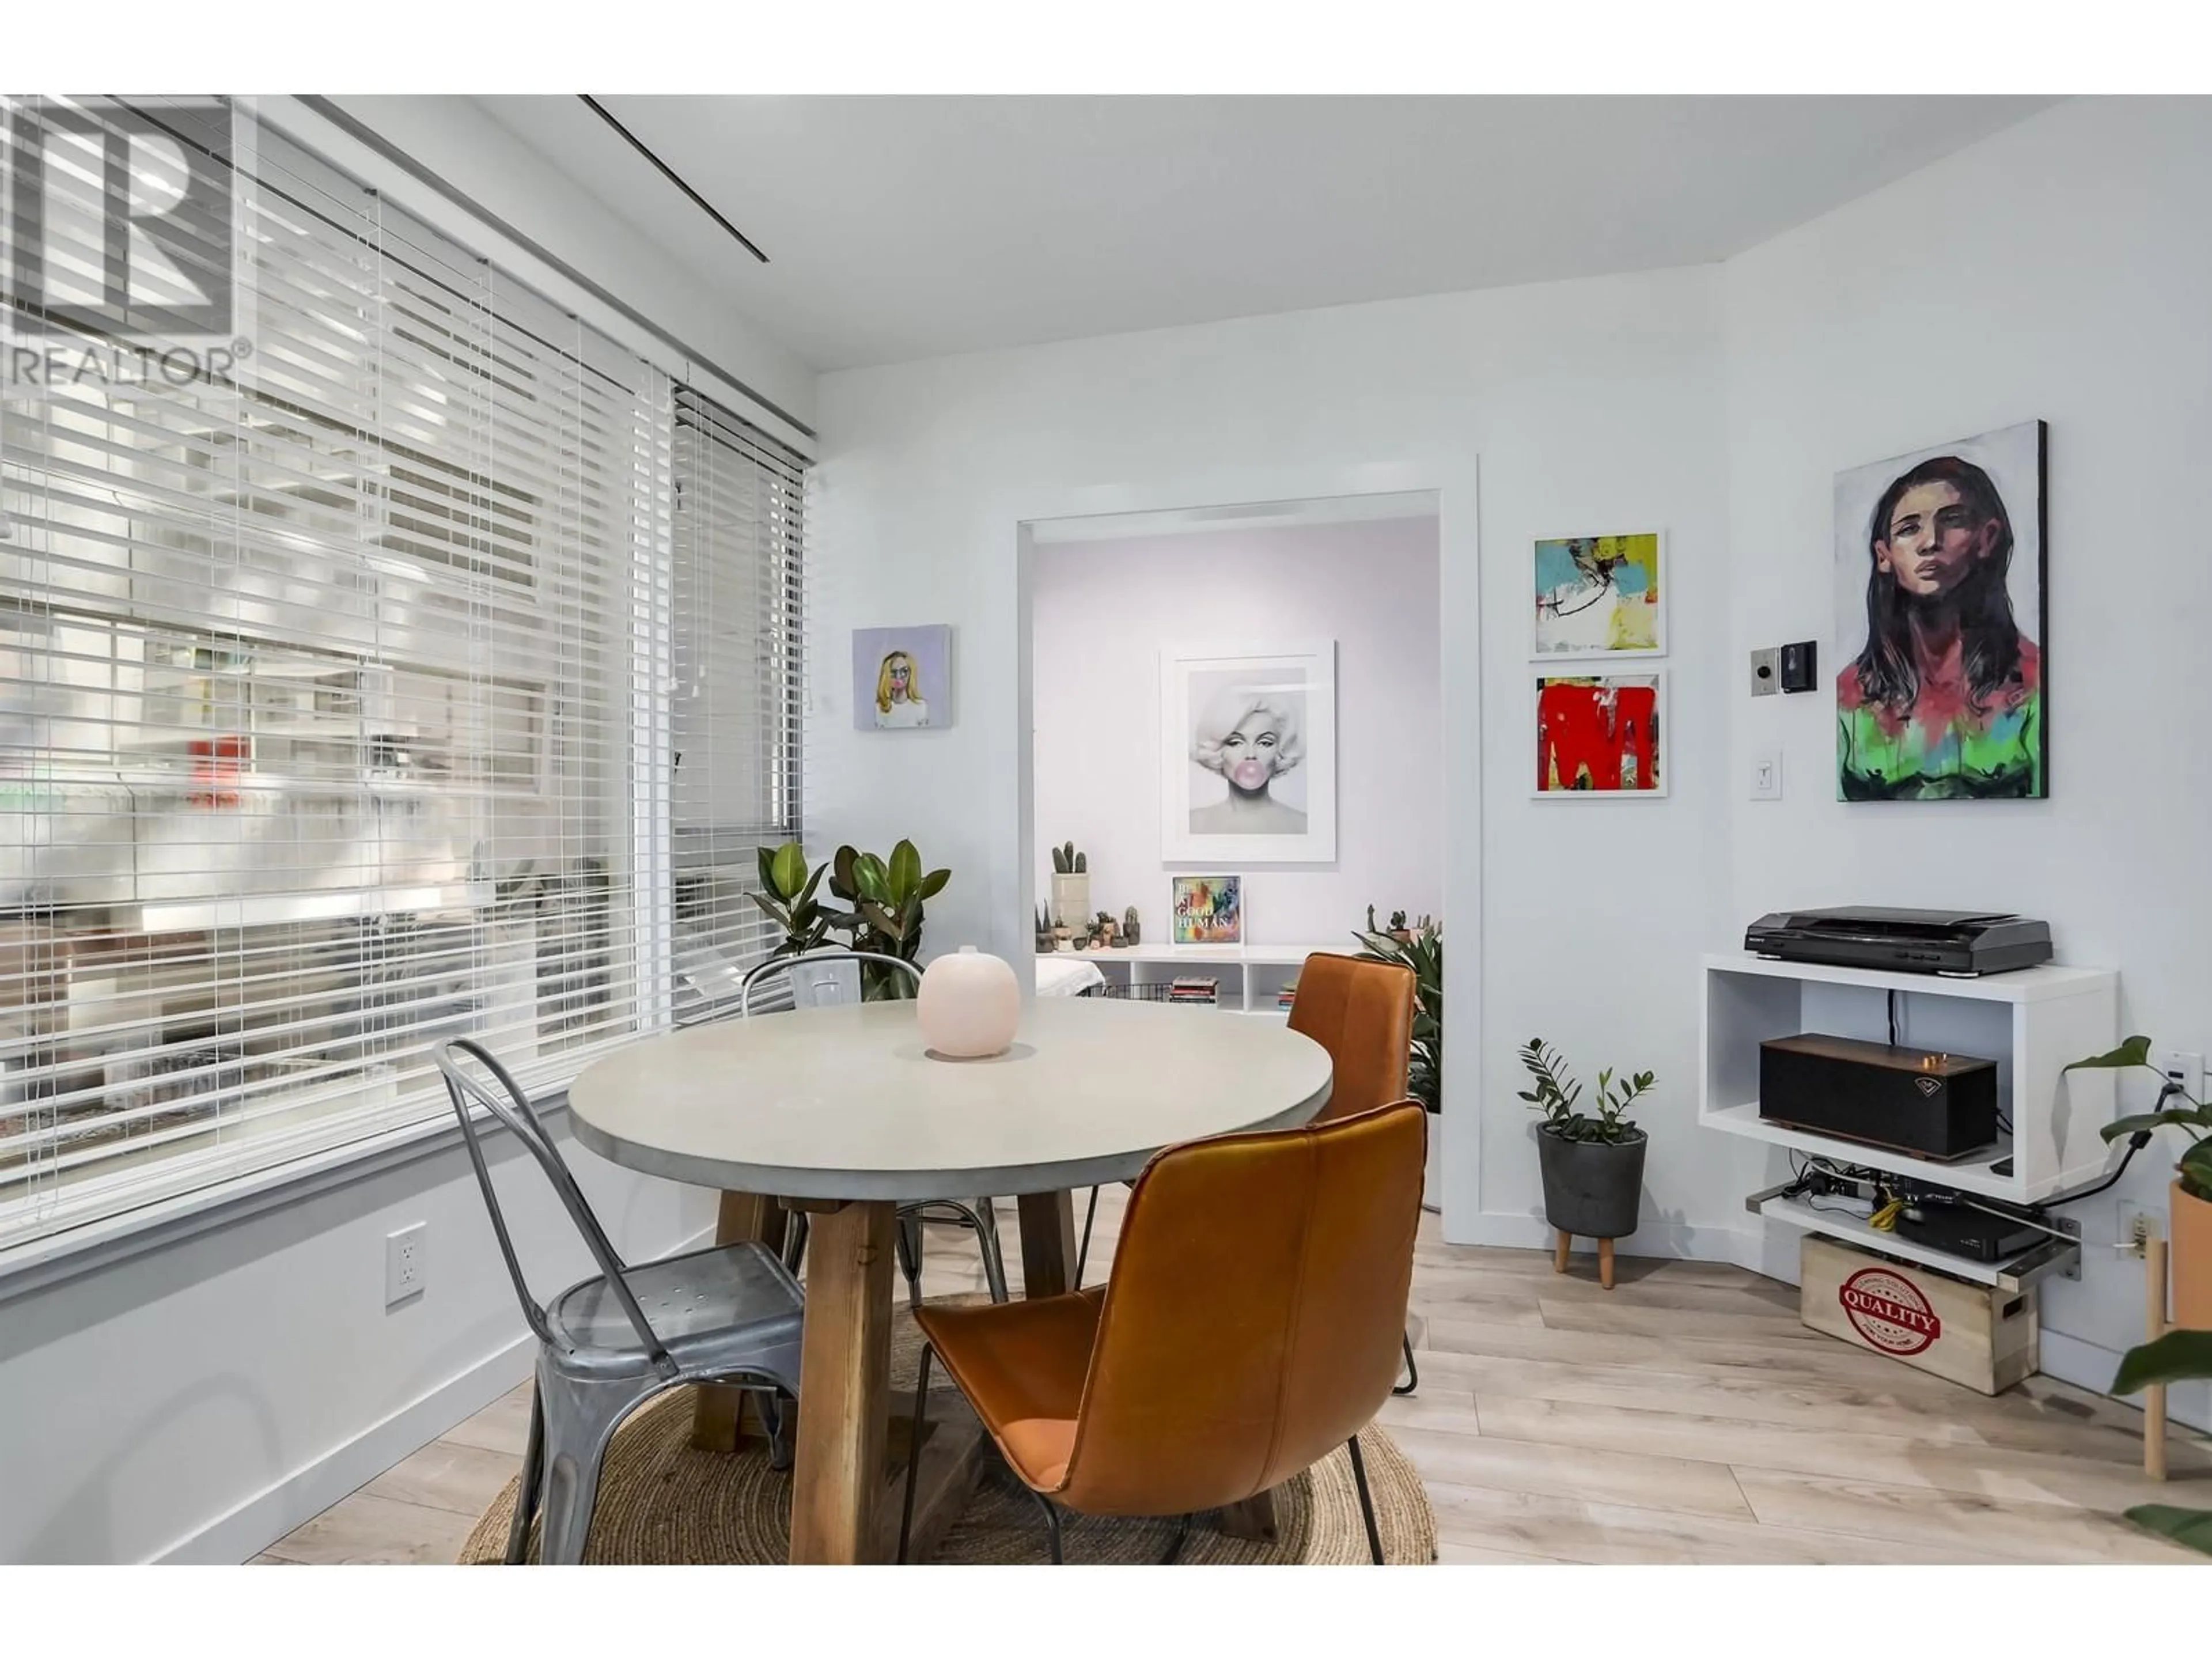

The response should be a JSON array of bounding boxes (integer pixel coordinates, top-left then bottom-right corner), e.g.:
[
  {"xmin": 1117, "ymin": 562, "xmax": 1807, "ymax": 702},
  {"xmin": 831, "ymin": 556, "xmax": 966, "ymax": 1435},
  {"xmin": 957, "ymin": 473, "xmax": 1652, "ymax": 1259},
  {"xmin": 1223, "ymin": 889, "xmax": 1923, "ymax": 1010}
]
[{"xmin": 1158, "ymin": 641, "xmax": 1337, "ymax": 866}]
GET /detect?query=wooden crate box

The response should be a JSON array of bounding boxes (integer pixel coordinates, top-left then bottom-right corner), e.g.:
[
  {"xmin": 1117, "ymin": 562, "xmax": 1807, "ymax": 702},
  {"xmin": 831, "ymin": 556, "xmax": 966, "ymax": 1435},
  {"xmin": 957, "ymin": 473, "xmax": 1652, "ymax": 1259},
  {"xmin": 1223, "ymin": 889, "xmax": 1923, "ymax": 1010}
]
[{"xmin": 1799, "ymin": 1234, "xmax": 2038, "ymax": 1395}]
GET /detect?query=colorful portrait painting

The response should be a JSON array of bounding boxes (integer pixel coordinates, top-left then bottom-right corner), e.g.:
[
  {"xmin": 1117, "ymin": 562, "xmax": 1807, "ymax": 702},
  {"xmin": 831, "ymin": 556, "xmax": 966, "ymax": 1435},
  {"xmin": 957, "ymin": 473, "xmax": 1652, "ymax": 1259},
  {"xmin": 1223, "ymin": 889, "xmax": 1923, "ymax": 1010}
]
[
  {"xmin": 1834, "ymin": 422, "xmax": 2046, "ymax": 801},
  {"xmin": 851, "ymin": 624, "xmax": 952, "ymax": 732},
  {"xmin": 1172, "ymin": 874, "xmax": 1243, "ymax": 945},
  {"xmin": 1534, "ymin": 674, "xmax": 1665, "ymax": 797},
  {"xmin": 1159, "ymin": 642, "xmax": 1337, "ymax": 865},
  {"xmin": 1532, "ymin": 533, "xmax": 1664, "ymax": 657}
]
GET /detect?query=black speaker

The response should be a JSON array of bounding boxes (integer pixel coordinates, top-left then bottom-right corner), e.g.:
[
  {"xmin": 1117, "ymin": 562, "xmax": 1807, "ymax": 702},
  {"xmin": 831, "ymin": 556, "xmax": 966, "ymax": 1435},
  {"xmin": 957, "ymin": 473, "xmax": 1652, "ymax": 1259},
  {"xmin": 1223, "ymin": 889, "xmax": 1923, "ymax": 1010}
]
[{"xmin": 1758, "ymin": 1034, "xmax": 1999, "ymax": 1162}]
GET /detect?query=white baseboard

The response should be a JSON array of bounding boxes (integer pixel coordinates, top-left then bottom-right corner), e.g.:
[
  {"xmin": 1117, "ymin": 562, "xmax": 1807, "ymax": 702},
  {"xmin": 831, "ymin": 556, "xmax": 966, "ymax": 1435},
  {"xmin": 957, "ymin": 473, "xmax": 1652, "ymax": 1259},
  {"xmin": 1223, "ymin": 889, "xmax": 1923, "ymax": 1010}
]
[
  {"xmin": 1444, "ymin": 1206, "xmax": 1765, "ymax": 1268},
  {"xmin": 157, "ymin": 1221, "xmax": 720, "ymax": 1565},
  {"xmin": 158, "ymin": 1333, "xmax": 537, "ymax": 1565},
  {"xmin": 2039, "ymin": 1327, "xmax": 2212, "ymax": 1435}
]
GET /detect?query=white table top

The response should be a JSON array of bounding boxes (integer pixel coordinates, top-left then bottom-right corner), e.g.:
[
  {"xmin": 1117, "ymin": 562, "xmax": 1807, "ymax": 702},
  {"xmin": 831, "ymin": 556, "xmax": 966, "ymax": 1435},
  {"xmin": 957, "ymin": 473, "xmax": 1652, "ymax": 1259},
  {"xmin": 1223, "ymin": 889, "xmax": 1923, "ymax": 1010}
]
[{"xmin": 567, "ymin": 998, "xmax": 1335, "ymax": 1201}]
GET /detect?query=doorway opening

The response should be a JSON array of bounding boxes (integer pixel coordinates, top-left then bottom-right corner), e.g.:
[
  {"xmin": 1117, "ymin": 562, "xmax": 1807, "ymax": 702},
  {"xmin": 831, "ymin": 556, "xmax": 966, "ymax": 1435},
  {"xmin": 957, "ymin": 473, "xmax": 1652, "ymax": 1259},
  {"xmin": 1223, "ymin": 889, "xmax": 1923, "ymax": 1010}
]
[{"xmin": 1017, "ymin": 488, "xmax": 1445, "ymax": 1206}]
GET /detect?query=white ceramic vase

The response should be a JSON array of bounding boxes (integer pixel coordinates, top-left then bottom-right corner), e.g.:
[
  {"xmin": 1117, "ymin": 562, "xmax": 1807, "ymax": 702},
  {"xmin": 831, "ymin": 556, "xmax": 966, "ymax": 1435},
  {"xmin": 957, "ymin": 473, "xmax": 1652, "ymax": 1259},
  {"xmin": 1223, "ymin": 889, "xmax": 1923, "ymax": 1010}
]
[{"xmin": 918, "ymin": 946, "xmax": 1021, "ymax": 1059}]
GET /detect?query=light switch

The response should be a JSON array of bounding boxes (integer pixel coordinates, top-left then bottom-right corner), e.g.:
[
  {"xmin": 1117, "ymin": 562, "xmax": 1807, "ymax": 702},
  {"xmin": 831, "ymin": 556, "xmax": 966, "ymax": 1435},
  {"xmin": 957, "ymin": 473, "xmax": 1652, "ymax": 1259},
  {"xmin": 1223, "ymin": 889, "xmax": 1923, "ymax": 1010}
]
[{"xmin": 1750, "ymin": 749, "xmax": 1783, "ymax": 801}]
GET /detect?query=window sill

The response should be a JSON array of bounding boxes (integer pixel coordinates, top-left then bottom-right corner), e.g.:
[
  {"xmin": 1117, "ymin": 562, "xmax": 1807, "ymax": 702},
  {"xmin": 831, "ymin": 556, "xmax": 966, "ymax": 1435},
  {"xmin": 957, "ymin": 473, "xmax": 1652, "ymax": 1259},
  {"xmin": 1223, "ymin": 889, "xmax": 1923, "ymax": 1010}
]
[{"xmin": 0, "ymin": 1088, "xmax": 569, "ymax": 1309}]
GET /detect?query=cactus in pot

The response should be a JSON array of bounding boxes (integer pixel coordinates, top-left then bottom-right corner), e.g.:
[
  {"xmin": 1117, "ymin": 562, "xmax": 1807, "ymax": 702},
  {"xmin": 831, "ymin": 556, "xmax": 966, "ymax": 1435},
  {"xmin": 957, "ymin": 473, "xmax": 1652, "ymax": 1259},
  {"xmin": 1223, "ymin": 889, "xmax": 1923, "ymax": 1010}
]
[{"xmin": 1049, "ymin": 839, "xmax": 1091, "ymax": 934}]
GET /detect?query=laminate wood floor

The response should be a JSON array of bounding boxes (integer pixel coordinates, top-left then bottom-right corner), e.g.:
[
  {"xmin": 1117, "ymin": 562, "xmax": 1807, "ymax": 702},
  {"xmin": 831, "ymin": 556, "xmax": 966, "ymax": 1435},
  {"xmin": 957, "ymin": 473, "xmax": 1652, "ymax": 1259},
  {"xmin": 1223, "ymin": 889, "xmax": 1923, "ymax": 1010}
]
[{"xmin": 260, "ymin": 1194, "xmax": 2206, "ymax": 1565}]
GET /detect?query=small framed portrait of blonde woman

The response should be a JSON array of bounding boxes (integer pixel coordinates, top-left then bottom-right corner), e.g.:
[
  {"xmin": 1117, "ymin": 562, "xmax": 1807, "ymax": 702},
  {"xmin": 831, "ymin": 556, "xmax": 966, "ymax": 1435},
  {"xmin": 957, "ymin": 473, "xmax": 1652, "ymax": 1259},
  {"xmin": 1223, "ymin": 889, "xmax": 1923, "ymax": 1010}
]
[
  {"xmin": 1159, "ymin": 642, "xmax": 1337, "ymax": 866},
  {"xmin": 851, "ymin": 624, "xmax": 952, "ymax": 732}
]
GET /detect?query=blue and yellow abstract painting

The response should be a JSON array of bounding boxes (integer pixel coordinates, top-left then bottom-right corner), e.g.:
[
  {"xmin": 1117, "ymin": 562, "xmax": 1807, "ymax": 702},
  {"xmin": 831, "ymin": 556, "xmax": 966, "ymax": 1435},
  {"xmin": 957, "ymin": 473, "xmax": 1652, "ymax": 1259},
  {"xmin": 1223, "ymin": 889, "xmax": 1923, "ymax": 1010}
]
[{"xmin": 1533, "ymin": 534, "xmax": 1664, "ymax": 657}]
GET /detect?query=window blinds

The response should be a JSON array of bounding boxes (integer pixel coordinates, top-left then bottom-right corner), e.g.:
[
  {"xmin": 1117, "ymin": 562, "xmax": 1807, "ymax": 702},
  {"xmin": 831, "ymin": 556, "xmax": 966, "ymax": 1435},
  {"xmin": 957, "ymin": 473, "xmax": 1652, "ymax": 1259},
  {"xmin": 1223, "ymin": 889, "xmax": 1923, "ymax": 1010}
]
[
  {"xmin": 0, "ymin": 99, "xmax": 806, "ymax": 1250},
  {"xmin": 668, "ymin": 387, "xmax": 808, "ymax": 1022}
]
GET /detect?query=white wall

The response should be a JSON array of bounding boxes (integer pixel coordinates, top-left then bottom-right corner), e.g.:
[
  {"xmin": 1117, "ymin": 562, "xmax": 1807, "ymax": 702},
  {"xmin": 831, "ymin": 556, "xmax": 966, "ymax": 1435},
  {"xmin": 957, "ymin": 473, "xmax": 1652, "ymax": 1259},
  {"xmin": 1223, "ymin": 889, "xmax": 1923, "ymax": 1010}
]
[
  {"xmin": 0, "ymin": 1119, "xmax": 712, "ymax": 1563},
  {"xmin": 1031, "ymin": 518, "xmax": 1442, "ymax": 945},
  {"xmin": 811, "ymin": 267, "xmax": 1750, "ymax": 1257},
  {"xmin": 1724, "ymin": 95, "xmax": 2212, "ymax": 1422}
]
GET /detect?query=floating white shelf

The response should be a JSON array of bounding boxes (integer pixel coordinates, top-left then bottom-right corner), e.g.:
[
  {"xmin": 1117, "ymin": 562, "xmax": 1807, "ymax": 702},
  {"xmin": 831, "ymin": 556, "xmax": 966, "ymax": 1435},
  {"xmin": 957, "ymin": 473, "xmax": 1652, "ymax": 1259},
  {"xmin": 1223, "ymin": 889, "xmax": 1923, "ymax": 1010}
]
[
  {"xmin": 1753, "ymin": 1193, "xmax": 2077, "ymax": 1294},
  {"xmin": 1700, "ymin": 950, "xmax": 2119, "ymax": 1207},
  {"xmin": 1075, "ymin": 943, "xmax": 1350, "ymax": 1016},
  {"xmin": 1078, "ymin": 943, "xmax": 1352, "ymax": 967},
  {"xmin": 1700, "ymin": 951, "xmax": 2117, "ymax": 1006},
  {"xmin": 1703, "ymin": 1099, "xmax": 2020, "ymax": 1200}
]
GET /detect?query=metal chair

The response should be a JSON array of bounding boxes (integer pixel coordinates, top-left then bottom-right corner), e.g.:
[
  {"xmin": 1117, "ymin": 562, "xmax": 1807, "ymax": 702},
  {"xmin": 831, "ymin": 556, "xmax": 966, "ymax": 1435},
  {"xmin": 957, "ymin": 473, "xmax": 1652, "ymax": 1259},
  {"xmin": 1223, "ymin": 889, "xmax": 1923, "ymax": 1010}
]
[
  {"xmin": 738, "ymin": 950, "xmax": 1011, "ymax": 1308},
  {"xmin": 435, "ymin": 1038, "xmax": 807, "ymax": 1565}
]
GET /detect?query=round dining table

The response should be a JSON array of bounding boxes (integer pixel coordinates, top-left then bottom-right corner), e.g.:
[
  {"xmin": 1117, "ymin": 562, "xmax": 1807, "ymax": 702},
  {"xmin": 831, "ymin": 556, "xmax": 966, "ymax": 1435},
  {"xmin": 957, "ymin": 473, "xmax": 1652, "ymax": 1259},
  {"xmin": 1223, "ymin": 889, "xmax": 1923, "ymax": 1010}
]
[{"xmin": 567, "ymin": 995, "xmax": 1333, "ymax": 1564}]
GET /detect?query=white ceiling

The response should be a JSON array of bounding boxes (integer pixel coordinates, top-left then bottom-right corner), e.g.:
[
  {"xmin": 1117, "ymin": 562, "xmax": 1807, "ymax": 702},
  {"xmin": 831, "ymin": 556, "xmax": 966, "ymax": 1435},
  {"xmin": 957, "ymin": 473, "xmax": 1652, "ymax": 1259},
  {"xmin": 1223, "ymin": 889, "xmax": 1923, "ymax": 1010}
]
[{"xmin": 475, "ymin": 95, "xmax": 2055, "ymax": 373}]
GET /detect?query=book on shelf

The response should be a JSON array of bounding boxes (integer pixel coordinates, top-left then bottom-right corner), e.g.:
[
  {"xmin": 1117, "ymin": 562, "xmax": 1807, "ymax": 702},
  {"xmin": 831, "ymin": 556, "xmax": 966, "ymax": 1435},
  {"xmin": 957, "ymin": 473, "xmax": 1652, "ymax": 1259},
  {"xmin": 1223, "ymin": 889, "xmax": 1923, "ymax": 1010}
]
[
  {"xmin": 1278, "ymin": 978, "xmax": 1298, "ymax": 1009},
  {"xmin": 1168, "ymin": 975, "xmax": 1219, "ymax": 1006}
]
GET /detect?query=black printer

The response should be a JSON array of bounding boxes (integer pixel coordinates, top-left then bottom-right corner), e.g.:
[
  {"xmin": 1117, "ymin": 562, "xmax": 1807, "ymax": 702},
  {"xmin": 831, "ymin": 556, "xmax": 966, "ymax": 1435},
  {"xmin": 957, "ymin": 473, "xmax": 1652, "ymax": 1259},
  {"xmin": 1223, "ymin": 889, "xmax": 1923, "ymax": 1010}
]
[{"xmin": 1743, "ymin": 907, "xmax": 2052, "ymax": 976}]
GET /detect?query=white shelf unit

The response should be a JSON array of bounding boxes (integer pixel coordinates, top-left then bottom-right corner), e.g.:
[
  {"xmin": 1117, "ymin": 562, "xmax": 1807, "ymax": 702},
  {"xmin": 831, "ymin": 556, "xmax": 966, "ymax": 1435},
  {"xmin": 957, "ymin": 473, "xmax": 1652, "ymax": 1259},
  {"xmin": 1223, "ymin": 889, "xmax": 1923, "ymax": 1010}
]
[
  {"xmin": 1700, "ymin": 951, "xmax": 2119, "ymax": 1207},
  {"xmin": 1751, "ymin": 1193, "xmax": 2078, "ymax": 1294},
  {"xmin": 1072, "ymin": 942, "xmax": 1354, "ymax": 1017}
]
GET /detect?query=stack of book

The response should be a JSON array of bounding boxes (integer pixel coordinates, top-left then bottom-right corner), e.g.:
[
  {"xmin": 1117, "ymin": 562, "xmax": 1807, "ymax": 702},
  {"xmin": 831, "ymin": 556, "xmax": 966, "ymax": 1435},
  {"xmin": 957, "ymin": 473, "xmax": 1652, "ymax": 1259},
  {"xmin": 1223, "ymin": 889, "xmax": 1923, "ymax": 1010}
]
[
  {"xmin": 1168, "ymin": 976, "xmax": 1219, "ymax": 1007},
  {"xmin": 1278, "ymin": 979, "xmax": 1298, "ymax": 1011}
]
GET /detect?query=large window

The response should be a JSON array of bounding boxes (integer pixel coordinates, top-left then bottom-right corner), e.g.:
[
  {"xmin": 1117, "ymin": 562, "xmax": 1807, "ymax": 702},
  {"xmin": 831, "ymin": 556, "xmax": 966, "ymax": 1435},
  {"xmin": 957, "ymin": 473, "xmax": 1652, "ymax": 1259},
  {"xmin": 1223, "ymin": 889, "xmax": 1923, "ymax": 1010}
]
[{"xmin": 0, "ymin": 99, "xmax": 806, "ymax": 1251}]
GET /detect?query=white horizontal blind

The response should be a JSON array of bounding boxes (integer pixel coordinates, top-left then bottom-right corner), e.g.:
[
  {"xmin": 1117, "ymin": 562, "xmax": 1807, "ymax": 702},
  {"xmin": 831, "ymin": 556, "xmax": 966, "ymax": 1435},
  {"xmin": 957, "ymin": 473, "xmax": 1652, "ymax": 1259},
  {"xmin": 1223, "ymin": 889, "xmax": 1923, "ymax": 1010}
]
[
  {"xmin": 668, "ymin": 388, "xmax": 808, "ymax": 1022},
  {"xmin": 0, "ymin": 100, "xmax": 771, "ymax": 1249}
]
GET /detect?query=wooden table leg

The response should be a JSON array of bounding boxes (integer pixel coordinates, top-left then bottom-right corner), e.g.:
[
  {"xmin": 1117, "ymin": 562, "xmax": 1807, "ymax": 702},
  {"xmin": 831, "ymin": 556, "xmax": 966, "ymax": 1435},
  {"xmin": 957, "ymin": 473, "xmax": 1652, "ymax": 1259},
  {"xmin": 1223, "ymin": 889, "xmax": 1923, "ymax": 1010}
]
[
  {"xmin": 1016, "ymin": 1190, "xmax": 1077, "ymax": 1298},
  {"xmin": 692, "ymin": 1191, "xmax": 790, "ymax": 1451},
  {"xmin": 789, "ymin": 1198, "xmax": 897, "ymax": 1563},
  {"xmin": 1215, "ymin": 1488, "xmax": 1279, "ymax": 1543}
]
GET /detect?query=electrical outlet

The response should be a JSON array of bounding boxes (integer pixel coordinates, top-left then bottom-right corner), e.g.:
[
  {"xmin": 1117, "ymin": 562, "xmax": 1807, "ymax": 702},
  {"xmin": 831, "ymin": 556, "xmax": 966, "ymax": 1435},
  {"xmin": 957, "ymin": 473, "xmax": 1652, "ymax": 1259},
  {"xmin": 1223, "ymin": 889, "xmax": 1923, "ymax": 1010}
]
[
  {"xmin": 385, "ymin": 1222, "xmax": 427, "ymax": 1306},
  {"xmin": 2119, "ymin": 1200, "xmax": 2158, "ymax": 1256},
  {"xmin": 2153, "ymin": 1050, "xmax": 2205, "ymax": 1101}
]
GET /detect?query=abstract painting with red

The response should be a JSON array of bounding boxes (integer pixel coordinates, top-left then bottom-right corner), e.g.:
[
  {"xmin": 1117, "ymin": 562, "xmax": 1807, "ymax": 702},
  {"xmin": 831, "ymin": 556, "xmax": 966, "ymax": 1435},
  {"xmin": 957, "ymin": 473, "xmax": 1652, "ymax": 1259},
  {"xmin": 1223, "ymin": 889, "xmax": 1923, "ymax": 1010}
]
[{"xmin": 1534, "ymin": 675, "xmax": 1666, "ymax": 797}]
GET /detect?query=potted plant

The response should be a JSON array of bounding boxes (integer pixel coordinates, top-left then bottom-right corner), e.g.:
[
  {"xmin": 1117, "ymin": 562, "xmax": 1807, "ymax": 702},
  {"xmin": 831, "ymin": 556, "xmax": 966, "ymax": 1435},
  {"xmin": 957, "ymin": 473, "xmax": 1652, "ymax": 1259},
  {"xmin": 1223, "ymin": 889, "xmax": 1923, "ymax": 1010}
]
[
  {"xmin": 1518, "ymin": 1038, "xmax": 1654, "ymax": 1244},
  {"xmin": 752, "ymin": 839, "xmax": 951, "ymax": 999},
  {"xmin": 2065, "ymin": 1036, "xmax": 2212, "ymax": 1328},
  {"xmin": 827, "ymin": 840, "xmax": 950, "ymax": 998},
  {"xmin": 2110, "ymin": 1332, "xmax": 2212, "ymax": 1555},
  {"xmin": 1050, "ymin": 842, "xmax": 1090, "ymax": 936},
  {"xmin": 1355, "ymin": 907, "xmax": 1442, "ymax": 1207},
  {"xmin": 752, "ymin": 842, "xmax": 834, "ymax": 961}
]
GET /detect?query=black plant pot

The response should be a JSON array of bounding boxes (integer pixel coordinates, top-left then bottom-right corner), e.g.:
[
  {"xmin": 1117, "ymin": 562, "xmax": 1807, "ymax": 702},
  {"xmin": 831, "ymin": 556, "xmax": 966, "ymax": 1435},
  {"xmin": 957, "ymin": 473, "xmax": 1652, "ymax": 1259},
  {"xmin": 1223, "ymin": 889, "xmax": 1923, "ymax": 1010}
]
[{"xmin": 1536, "ymin": 1125, "xmax": 1647, "ymax": 1240}]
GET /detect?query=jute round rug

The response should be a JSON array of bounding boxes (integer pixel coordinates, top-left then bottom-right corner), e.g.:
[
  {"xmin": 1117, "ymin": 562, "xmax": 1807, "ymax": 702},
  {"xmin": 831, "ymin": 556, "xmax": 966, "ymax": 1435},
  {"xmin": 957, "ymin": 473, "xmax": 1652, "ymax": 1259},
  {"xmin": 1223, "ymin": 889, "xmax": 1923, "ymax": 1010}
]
[{"xmin": 460, "ymin": 1303, "xmax": 1436, "ymax": 1565}]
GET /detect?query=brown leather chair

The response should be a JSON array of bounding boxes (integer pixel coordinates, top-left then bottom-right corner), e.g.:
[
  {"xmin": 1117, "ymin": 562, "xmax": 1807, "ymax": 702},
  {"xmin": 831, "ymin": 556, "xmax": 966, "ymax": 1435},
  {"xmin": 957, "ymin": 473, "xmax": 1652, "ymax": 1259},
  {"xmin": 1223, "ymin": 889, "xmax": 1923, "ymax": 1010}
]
[
  {"xmin": 899, "ymin": 1100, "xmax": 1426, "ymax": 1565},
  {"xmin": 1287, "ymin": 952, "xmax": 1416, "ymax": 1120},
  {"xmin": 1290, "ymin": 951, "xmax": 1422, "ymax": 1395},
  {"xmin": 1074, "ymin": 951, "xmax": 1420, "ymax": 1283}
]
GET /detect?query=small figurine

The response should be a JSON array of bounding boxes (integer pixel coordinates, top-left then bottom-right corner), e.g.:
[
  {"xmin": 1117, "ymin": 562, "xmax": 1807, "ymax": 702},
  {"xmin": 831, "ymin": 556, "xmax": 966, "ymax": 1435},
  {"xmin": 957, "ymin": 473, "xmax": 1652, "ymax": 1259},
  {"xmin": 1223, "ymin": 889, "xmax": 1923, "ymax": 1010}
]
[{"xmin": 1123, "ymin": 905, "xmax": 1141, "ymax": 947}]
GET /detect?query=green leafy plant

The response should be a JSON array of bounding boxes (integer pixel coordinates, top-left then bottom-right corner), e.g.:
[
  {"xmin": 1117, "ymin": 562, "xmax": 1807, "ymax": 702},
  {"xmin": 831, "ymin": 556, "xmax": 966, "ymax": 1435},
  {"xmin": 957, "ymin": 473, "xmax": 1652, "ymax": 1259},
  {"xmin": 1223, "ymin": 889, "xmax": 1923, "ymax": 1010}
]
[
  {"xmin": 1518, "ymin": 1038, "xmax": 1653, "ymax": 1145},
  {"xmin": 751, "ymin": 841, "xmax": 832, "ymax": 961},
  {"xmin": 2108, "ymin": 1330, "xmax": 2212, "ymax": 1554},
  {"xmin": 2065, "ymin": 1035, "xmax": 2212, "ymax": 1201},
  {"xmin": 1353, "ymin": 906, "xmax": 1441, "ymax": 1113},
  {"xmin": 2063, "ymin": 1037, "xmax": 2212, "ymax": 1555},
  {"xmin": 827, "ymin": 839, "xmax": 950, "ymax": 998}
]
